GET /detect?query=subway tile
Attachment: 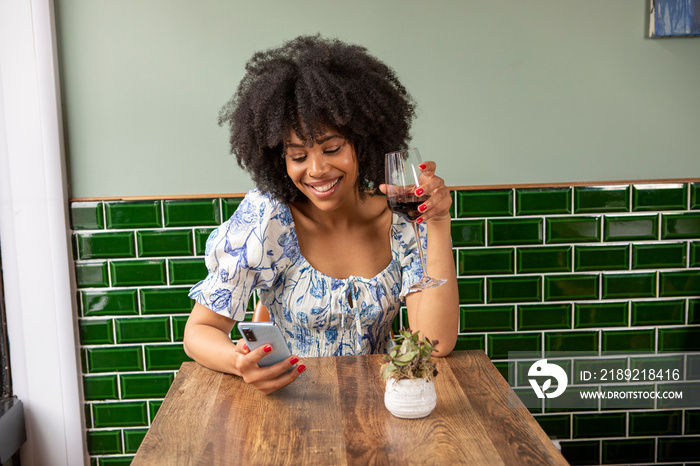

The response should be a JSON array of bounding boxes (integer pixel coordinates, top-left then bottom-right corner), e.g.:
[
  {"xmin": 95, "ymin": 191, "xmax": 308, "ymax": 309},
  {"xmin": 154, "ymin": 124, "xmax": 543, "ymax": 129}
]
[
  {"xmin": 85, "ymin": 346, "xmax": 144, "ymax": 373},
  {"xmin": 105, "ymin": 201, "xmax": 162, "ymax": 229},
  {"xmin": 144, "ymin": 344, "xmax": 191, "ymax": 370},
  {"xmin": 690, "ymin": 352, "xmax": 700, "ymax": 380},
  {"xmin": 168, "ymin": 258, "xmax": 208, "ymax": 285},
  {"xmin": 83, "ymin": 375, "xmax": 119, "ymax": 401},
  {"xmin": 657, "ymin": 437, "xmax": 700, "ymax": 462},
  {"xmin": 544, "ymin": 274, "xmax": 599, "ymax": 301},
  {"xmin": 75, "ymin": 261, "xmax": 109, "ymax": 288},
  {"xmin": 662, "ymin": 212, "xmax": 700, "ymax": 239},
  {"xmin": 545, "ymin": 331, "xmax": 598, "ymax": 355},
  {"xmin": 571, "ymin": 358, "xmax": 626, "ymax": 384},
  {"xmin": 136, "ymin": 230, "xmax": 194, "ymax": 257},
  {"xmin": 71, "ymin": 201, "xmax": 104, "ymax": 230},
  {"xmin": 658, "ymin": 326, "xmax": 700, "ymax": 352},
  {"xmin": 486, "ymin": 276, "xmax": 542, "ymax": 303},
  {"xmin": 659, "ymin": 270, "xmax": 700, "ymax": 297},
  {"xmin": 573, "ymin": 412, "xmax": 626, "ymax": 438},
  {"xmin": 512, "ymin": 386, "xmax": 542, "ymax": 414},
  {"xmin": 601, "ymin": 438, "xmax": 655, "ymax": 464},
  {"xmin": 110, "ymin": 260, "xmax": 166, "ymax": 287},
  {"xmin": 487, "ymin": 218, "xmax": 543, "ymax": 246},
  {"xmin": 691, "ymin": 241, "xmax": 699, "ymax": 267},
  {"xmin": 691, "ymin": 298, "xmax": 700, "ymax": 325},
  {"xmin": 194, "ymin": 227, "xmax": 216, "ymax": 255},
  {"xmin": 602, "ymin": 272, "xmax": 656, "ymax": 299},
  {"xmin": 458, "ymin": 248, "xmax": 514, "ymax": 275},
  {"xmin": 451, "ymin": 220, "xmax": 486, "ymax": 247},
  {"xmin": 604, "ymin": 215, "xmax": 658, "ymax": 241},
  {"xmin": 632, "ymin": 242, "xmax": 687, "ymax": 270},
  {"xmin": 574, "ymin": 245, "xmax": 629, "ymax": 271},
  {"xmin": 631, "ymin": 300, "xmax": 685, "ymax": 326},
  {"xmin": 544, "ymin": 385, "xmax": 598, "ymax": 413},
  {"xmin": 115, "ymin": 317, "xmax": 171, "ymax": 344},
  {"xmin": 487, "ymin": 333, "xmax": 541, "ymax": 359},
  {"xmin": 81, "ymin": 289, "xmax": 138, "ymax": 317},
  {"xmin": 79, "ymin": 319, "xmax": 115, "ymax": 345},
  {"xmin": 632, "ymin": 183, "xmax": 688, "ymax": 211},
  {"xmin": 546, "ymin": 217, "xmax": 601, "ymax": 244},
  {"xmin": 600, "ymin": 384, "xmax": 655, "ymax": 410},
  {"xmin": 457, "ymin": 278, "xmax": 485, "ymax": 304},
  {"xmin": 493, "ymin": 361, "xmax": 513, "ymax": 383},
  {"xmin": 98, "ymin": 456, "xmax": 135, "ymax": 465},
  {"xmin": 139, "ymin": 287, "xmax": 193, "ymax": 315},
  {"xmin": 453, "ymin": 334, "xmax": 485, "ymax": 351},
  {"xmin": 123, "ymin": 428, "xmax": 149, "ymax": 454},
  {"xmin": 517, "ymin": 246, "xmax": 571, "ymax": 273},
  {"xmin": 574, "ymin": 185, "xmax": 630, "ymax": 214},
  {"xmin": 93, "ymin": 401, "xmax": 148, "ymax": 428},
  {"xmin": 119, "ymin": 372, "xmax": 175, "ymax": 399},
  {"xmin": 515, "ymin": 187, "xmax": 571, "ymax": 215},
  {"xmin": 76, "ymin": 231, "xmax": 136, "ymax": 259},
  {"xmin": 559, "ymin": 440, "xmax": 600, "ymax": 466},
  {"xmin": 460, "ymin": 305, "xmax": 514, "ymax": 332},
  {"xmin": 517, "ymin": 303, "xmax": 571, "ymax": 330},
  {"xmin": 533, "ymin": 414, "xmax": 571, "ymax": 439},
  {"xmin": 163, "ymin": 199, "xmax": 220, "ymax": 227},
  {"xmin": 148, "ymin": 401, "xmax": 163, "ymax": 423},
  {"xmin": 172, "ymin": 315, "xmax": 189, "ymax": 341},
  {"xmin": 222, "ymin": 197, "xmax": 243, "ymax": 220},
  {"xmin": 686, "ymin": 409, "xmax": 700, "ymax": 434},
  {"xmin": 602, "ymin": 329, "xmax": 655, "ymax": 354},
  {"xmin": 629, "ymin": 410, "xmax": 682, "ymax": 436},
  {"xmin": 86, "ymin": 430, "xmax": 122, "ymax": 455},
  {"xmin": 456, "ymin": 190, "xmax": 513, "ymax": 218},
  {"xmin": 691, "ymin": 182, "xmax": 700, "ymax": 209},
  {"xmin": 574, "ymin": 302, "xmax": 629, "ymax": 328},
  {"xmin": 630, "ymin": 354, "xmax": 684, "ymax": 375}
]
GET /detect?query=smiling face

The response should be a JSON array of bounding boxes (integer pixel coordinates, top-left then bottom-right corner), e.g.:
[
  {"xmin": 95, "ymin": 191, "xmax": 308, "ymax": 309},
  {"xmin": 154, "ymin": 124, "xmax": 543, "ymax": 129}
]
[{"xmin": 283, "ymin": 127, "xmax": 359, "ymax": 212}]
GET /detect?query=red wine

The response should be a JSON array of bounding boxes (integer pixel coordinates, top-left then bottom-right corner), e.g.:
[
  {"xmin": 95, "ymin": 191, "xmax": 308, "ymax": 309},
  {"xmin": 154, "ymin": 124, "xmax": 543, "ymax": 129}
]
[{"xmin": 387, "ymin": 194, "xmax": 429, "ymax": 221}]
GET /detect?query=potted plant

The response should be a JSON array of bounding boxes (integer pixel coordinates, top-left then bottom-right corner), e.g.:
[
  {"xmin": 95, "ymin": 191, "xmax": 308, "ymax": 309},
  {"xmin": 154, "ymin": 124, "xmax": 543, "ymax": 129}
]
[{"xmin": 381, "ymin": 329, "xmax": 439, "ymax": 419}]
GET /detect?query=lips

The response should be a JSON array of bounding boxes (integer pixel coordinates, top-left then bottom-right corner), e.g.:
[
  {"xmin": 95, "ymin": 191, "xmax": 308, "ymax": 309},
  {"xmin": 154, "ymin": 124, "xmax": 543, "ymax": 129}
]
[{"xmin": 306, "ymin": 177, "xmax": 341, "ymax": 194}]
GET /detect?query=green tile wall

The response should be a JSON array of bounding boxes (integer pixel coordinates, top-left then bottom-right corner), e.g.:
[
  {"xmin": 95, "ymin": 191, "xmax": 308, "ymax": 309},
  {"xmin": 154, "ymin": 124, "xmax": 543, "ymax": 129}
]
[{"xmin": 71, "ymin": 182, "xmax": 700, "ymax": 465}]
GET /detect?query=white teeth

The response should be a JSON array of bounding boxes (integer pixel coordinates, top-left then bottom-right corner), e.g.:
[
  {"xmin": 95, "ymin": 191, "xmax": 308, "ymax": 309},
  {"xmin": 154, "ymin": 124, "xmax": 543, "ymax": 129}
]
[{"xmin": 310, "ymin": 178, "xmax": 339, "ymax": 193}]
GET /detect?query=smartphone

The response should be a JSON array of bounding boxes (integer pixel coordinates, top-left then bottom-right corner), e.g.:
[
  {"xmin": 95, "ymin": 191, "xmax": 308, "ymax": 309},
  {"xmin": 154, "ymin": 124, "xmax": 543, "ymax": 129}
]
[{"xmin": 237, "ymin": 322, "xmax": 293, "ymax": 367}]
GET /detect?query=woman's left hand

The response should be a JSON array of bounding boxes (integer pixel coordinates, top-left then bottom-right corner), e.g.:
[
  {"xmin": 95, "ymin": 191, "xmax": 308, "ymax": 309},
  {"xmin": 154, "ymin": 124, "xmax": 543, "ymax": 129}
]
[{"xmin": 413, "ymin": 161, "xmax": 451, "ymax": 224}]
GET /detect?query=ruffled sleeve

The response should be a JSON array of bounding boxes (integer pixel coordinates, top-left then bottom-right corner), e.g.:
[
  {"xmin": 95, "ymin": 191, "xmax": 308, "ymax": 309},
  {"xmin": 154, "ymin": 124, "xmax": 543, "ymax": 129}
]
[
  {"xmin": 391, "ymin": 215, "xmax": 426, "ymax": 300},
  {"xmin": 188, "ymin": 190, "xmax": 297, "ymax": 321}
]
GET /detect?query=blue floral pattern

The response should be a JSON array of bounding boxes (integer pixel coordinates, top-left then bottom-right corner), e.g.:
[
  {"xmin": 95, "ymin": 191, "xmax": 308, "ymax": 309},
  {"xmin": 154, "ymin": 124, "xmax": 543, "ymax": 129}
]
[{"xmin": 189, "ymin": 189, "xmax": 425, "ymax": 357}]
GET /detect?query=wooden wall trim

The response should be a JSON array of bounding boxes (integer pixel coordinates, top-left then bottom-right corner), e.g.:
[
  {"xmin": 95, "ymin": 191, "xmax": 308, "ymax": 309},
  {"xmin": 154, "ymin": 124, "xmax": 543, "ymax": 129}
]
[{"xmin": 69, "ymin": 178, "xmax": 700, "ymax": 202}]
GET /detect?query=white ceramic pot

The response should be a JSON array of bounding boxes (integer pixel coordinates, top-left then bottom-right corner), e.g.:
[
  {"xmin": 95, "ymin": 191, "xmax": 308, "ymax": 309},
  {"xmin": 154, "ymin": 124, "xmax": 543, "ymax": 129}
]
[{"xmin": 384, "ymin": 378, "xmax": 436, "ymax": 419}]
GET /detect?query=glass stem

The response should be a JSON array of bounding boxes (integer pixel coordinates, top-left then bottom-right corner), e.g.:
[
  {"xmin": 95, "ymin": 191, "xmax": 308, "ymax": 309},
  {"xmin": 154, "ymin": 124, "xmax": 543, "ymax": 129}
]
[{"xmin": 412, "ymin": 221, "xmax": 428, "ymax": 279}]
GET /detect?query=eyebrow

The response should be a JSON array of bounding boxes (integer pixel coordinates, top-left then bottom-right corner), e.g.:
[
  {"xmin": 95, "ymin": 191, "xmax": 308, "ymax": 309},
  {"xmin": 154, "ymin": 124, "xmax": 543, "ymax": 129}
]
[{"xmin": 284, "ymin": 134, "xmax": 343, "ymax": 148}]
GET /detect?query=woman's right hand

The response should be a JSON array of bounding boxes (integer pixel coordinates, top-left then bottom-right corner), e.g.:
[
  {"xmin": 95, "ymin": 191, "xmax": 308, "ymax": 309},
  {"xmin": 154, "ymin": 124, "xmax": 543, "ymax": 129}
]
[{"xmin": 232, "ymin": 339, "xmax": 306, "ymax": 395}]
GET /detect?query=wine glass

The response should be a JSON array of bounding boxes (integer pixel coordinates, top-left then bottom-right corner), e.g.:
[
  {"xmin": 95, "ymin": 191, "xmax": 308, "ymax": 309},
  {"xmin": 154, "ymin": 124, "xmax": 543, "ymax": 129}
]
[{"xmin": 385, "ymin": 148, "xmax": 447, "ymax": 292}]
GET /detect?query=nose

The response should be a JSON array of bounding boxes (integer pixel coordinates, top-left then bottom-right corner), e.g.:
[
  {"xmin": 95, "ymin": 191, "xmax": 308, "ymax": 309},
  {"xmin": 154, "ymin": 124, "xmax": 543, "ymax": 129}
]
[{"xmin": 307, "ymin": 154, "xmax": 328, "ymax": 178}]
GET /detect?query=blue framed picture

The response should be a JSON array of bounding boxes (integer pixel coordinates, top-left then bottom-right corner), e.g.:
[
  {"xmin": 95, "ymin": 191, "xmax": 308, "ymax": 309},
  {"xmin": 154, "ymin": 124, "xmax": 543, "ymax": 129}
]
[{"xmin": 649, "ymin": 0, "xmax": 700, "ymax": 37}]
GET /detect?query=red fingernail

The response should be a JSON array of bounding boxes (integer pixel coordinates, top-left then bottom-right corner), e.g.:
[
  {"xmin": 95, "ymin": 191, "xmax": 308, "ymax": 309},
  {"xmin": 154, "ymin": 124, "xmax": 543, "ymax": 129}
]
[
  {"xmin": 243, "ymin": 343, "xmax": 249, "ymax": 351},
  {"xmin": 419, "ymin": 164, "xmax": 427, "ymax": 170},
  {"xmin": 289, "ymin": 357, "xmax": 299, "ymax": 365},
  {"xmin": 415, "ymin": 188, "xmax": 424, "ymax": 196},
  {"xmin": 416, "ymin": 217, "xmax": 424, "ymax": 224},
  {"xmin": 263, "ymin": 345, "xmax": 272, "ymax": 353},
  {"xmin": 418, "ymin": 204, "xmax": 427, "ymax": 212},
  {"xmin": 297, "ymin": 364, "xmax": 306, "ymax": 374}
]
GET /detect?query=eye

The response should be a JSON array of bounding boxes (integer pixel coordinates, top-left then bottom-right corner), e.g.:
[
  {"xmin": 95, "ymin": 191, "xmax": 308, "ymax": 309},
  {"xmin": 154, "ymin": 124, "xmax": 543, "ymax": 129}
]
[
  {"xmin": 323, "ymin": 141, "xmax": 346, "ymax": 155},
  {"xmin": 289, "ymin": 155, "xmax": 307, "ymax": 162}
]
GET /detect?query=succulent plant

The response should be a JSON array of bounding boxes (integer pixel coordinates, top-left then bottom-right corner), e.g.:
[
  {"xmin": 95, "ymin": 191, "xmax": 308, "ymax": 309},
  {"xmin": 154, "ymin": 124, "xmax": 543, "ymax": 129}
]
[{"xmin": 381, "ymin": 329, "xmax": 439, "ymax": 381}]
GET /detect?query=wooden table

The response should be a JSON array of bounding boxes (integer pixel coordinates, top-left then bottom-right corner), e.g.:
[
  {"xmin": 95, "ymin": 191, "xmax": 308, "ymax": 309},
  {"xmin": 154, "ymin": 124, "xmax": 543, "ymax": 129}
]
[{"xmin": 133, "ymin": 350, "xmax": 568, "ymax": 465}]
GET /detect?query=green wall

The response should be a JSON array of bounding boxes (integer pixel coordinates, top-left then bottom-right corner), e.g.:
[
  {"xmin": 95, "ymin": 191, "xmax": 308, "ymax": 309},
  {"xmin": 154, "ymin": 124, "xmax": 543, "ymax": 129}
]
[{"xmin": 55, "ymin": 0, "xmax": 700, "ymax": 198}]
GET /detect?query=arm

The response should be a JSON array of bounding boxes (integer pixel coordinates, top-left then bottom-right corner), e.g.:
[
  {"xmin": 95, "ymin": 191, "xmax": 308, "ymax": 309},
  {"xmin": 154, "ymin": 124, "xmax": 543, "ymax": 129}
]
[
  {"xmin": 183, "ymin": 302, "xmax": 305, "ymax": 394},
  {"xmin": 403, "ymin": 161, "xmax": 459, "ymax": 356}
]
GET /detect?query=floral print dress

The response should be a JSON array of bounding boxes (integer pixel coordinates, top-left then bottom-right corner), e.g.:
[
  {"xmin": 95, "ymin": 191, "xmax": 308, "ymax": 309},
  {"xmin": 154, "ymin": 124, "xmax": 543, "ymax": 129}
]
[{"xmin": 188, "ymin": 189, "xmax": 424, "ymax": 357}]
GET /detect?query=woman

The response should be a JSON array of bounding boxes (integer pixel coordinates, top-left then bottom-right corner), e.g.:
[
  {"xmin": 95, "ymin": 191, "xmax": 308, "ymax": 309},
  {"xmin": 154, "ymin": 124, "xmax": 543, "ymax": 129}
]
[{"xmin": 184, "ymin": 35, "xmax": 459, "ymax": 394}]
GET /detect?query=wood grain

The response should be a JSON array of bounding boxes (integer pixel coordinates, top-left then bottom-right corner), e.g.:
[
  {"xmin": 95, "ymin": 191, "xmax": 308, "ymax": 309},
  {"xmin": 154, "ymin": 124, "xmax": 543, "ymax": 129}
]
[{"xmin": 133, "ymin": 351, "xmax": 569, "ymax": 465}]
